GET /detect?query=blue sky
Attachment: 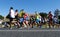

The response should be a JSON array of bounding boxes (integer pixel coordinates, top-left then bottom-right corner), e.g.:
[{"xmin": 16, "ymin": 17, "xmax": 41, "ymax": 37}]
[{"xmin": 0, "ymin": 0, "xmax": 60, "ymax": 16}]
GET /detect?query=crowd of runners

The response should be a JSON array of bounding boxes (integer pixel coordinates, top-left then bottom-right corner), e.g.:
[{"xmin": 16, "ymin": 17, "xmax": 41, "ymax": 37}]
[{"xmin": 0, "ymin": 7, "xmax": 60, "ymax": 29}]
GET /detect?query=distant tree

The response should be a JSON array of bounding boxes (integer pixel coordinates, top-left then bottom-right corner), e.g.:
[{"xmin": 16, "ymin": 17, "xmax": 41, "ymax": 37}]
[
  {"xmin": 54, "ymin": 9, "xmax": 60, "ymax": 17},
  {"xmin": 54, "ymin": 9, "xmax": 60, "ymax": 20},
  {"xmin": 0, "ymin": 15, "xmax": 4, "ymax": 19},
  {"xmin": 39, "ymin": 12, "xmax": 47, "ymax": 18},
  {"xmin": 58, "ymin": 15, "xmax": 60, "ymax": 19}
]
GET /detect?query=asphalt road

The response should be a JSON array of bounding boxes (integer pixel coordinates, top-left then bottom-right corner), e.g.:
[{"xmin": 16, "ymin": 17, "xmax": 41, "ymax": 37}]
[{"xmin": 0, "ymin": 28, "xmax": 60, "ymax": 37}]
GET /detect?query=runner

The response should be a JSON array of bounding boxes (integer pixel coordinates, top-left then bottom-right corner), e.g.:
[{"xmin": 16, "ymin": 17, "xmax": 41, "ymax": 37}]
[
  {"xmin": 29, "ymin": 16, "xmax": 35, "ymax": 28},
  {"xmin": 9, "ymin": 7, "xmax": 15, "ymax": 29},
  {"xmin": 23, "ymin": 13, "xmax": 29, "ymax": 28},
  {"xmin": 36, "ymin": 14, "xmax": 41, "ymax": 27},
  {"xmin": 53, "ymin": 16, "xmax": 58, "ymax": 24},
  {"xmin": 15, "ymin": 10, "xmax": 20, "ymax": 28},
  {"xmin": 53, "ymin": 16, "xmax": 59, "ymax": 28},
  {"xmin": 48, "ymin": 11, "xmax": 53, "ymax": 28}
]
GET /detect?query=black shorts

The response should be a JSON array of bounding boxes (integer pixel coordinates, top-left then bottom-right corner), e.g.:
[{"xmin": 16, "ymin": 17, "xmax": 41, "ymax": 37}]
[
  {"xmin": 49, "ymin": 18, "xmax": 52, "ymax": 21},
  {"xmin": 10, "ymin": 18, "xmax": 14, "ymax": 22},
  {"xmin": 15, "ymin": 16, "xmax": 19, "ymax": 21}
]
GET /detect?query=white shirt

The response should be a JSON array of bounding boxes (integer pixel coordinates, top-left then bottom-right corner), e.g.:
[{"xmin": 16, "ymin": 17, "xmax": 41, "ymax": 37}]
[
  {"xmin": 0, "ymin": 20, "xmax": 2, "ymax": 24},
  {"xmin": 40, "ymin": 16, "xmax": 42, "ymax": 21},
  {"xmin": 53, "ymin": 17, "xmax": 58, "ymax": 22},
  {"xmin": 10, "ymin": 9, "xmax": 15, "ymax": 18}
]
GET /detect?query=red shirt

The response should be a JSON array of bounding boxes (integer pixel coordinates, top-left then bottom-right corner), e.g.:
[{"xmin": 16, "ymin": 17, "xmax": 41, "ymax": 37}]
[
  {"xmin": 48, "ymin": 14, "xmax": 52, "ymax": 19},
  {"xmin": 24, "ymin": 14, "xmax": 28, "ymax": 19}
]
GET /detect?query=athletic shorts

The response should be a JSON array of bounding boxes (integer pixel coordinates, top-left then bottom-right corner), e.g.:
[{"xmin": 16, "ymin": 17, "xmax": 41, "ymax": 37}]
[
  {"xmin": 19, "ymin": 18, "xmax": 24, "ymax": 23},
  {"xmin": 36, "ymin": 19, "xmax": 40, "ymax": 23},
  {"xmin": 10, "ymin": 18, "xmax": 14, "ymax": 23},
  {"xmin": 49, "ymin": 18, "xmax": 52, "ymax": 22}
]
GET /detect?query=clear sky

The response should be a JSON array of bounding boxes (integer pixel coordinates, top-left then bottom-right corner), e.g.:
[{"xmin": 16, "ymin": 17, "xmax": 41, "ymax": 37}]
[{"xmin": 0, "ymin": 0, "xmax": 60, "ymax": 16}]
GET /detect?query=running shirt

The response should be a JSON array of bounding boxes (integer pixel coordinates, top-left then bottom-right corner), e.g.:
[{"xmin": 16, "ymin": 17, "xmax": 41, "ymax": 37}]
[
  {"xmin": 36, "ymin": 15, "xmax": 39, "ymax": 19},
  {"xmin": 48, "ymin": 14, "xmax": 52, "ymax": 19},
  {"xmin": 19, "ymin": 11, "xmax": 25, "ymax": 17},
  {"xmin": 24, "ymin": 14, "xmax": 27, "ymax": 19},
  {"xmin": 53, "ymin": 17, "xmax": 58, "ymax": 23},
  {"xmin": 36, "ymin": 15, "xmax": 41, "ymax": 21},
  {"xmin": 0, "ymin": 19, "xmax": 2, "ymax": 24},
  {"xmin": 10, "ymin": 9, "xmax": 15, "ymax": 18},
  {"xmin": 23, "ymin": 13, "xmax": 28, "ymax": 20}
]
